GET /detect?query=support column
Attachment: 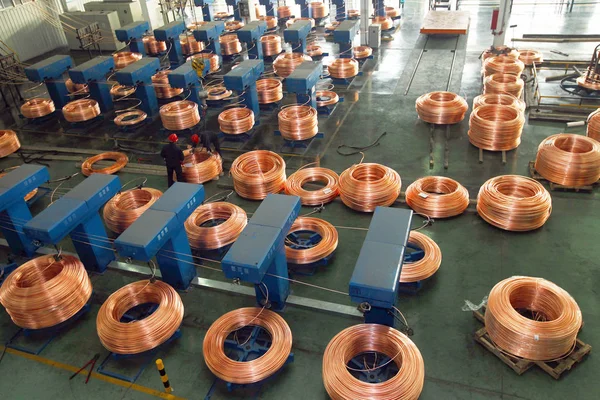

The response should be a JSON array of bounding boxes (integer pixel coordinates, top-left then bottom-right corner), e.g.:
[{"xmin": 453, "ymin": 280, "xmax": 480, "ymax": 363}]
[{"xmin": 492, "ymin": 0, "xmax": 512, "ymax": 48}]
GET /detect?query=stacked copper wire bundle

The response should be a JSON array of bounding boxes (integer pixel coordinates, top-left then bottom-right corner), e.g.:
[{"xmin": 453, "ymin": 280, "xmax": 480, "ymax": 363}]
[
  {"xmin": 385, "ymin": 6, "xmax": 401, "ymax": 17},
  {"xmin": 477, "ymin": 175, "xmax": 552, "ymax": 231},
  {"xmin": 316, "ymin": 90, "xmax": 339, "ymax": 107},
  {"xmin": 309, "ymin": 2, "xmax": 328, "ymax": 18},
  {"xmin": 473, "ymin": 93, "xmax": 526, "ymax": 114},
  {"xmin": 278, "ymin": 105, "xmax": 318, "ymax": 141},
  {"xmin": 0, "ymin": 255, "xmax": 92, "ymax": 329},
  {"xmin": 347, "ymin": 9, "xmax": 360, "ymax": 18},
  {"xmin": 206, "ymin": 85, "xmax": 232, "ymax": 100},
  {"xmin": 485, "ymin": 276, "xmax": 582, "ymax": 360},
  {"xmin": 114, "ymin": 110, "xmax": 147, "ymax": 127},
  {"xmin": 81, "ymin": 152, "xmax": 129, "ymax": 176},
  {"xmin": 586, "ymin": 108, "xmax": 600, "ymax": 142},
  {"xmin": 401, "ymin": 231, "xmax": 442, "ymax": 282},
  {"xmin": 188, "ymin": 53, "xmax": 220, "ymax": 72},
  {"xmin": 160, "ymin": 100, "xmax": 200, "ymax": 130},
  {"xmin": 225, "ymin": 20, "xmax": 245, "ymax": 31},
  {"xmin": 257, "ymin": 78, "xmax": 283, "ymax": 104},
  {"xmin": 20, "ymin": 98, "xmax": 55, "ymax": 119},
  {"xmin": 278, "ymin": 5, "xmax": 292, "ymax": 18},
  {"xmin": 415, "ymin": 91, "xmax": 468, "ymax": 124},
  {"xmin": 576, "ymin": 67, "xmax": 600, "ymax": 91},
  {"xmin": 97, "ymin": 280, "xmax": 184, "ymax": 354},
  {"xmin": 371, "ymin": 16, "xmax": 393, "ymax": 30},
  {"xmin": 518, "ymin": 49, "xmax": 543, "ymax": 66},
  {"xmin": 182, "ymin": 151, "xmax": 222, "ymax": 183},
  {"xmin": 260, "ymin": 35, "xmax": 282, "ymax": 56},
  {"xmin": 353, "ymin": 46, "xmax": 372, "ymax": 59},
  {"xmin": 218, "ymin": 107, "xmax": 255, "ymax": 134},
  {"xmin": 103, "ymin": 188, "xmax": 162, "ymax": 234},
  {"xmin": 185, "ymin": 202, "xmax": 247, "ymax": 250},
  {"xmin": 323, "ymin": 324, "xmax": 425, "ymax": 400},
  {"xmin": 259, "ymin": 16, "xmax": 278, "ymax": 30},
  {"xmin": 484, "ymin": 73, "xmax": 524, "ymax": 98},
  {"xmin": 143, "ymin": 36, "xmax": 167, "ymax": 55},
  {"xmin": 535, "ymin": 133, "xmax": 600, "ymax": 186},
  {"xmin": 62, "ymin": 99, "xmax": 101, "ymax": 122},
  {"xmin": 468, "ymin": 104, "xmax": 525, "ymax": 151},
  {"xmin": 179, "ymin": 35, "xmax": 205, "ymax": 55},
  {"xmin": 285, "ymin": 167, "xmax": 339, "ymax": 205},
  {"xmin": 306, "ymin": 45, "xmax": 324, "ymax": 57},
  {"xmin": 110, "ymin": 84, "xmax": 135, "ymax": 99},
  {"xmin": 338, "ymin": 163, "xmax": 401, "ymax": 212},
  {"xmin": 482, "ymin": 46, "xmax": 519, "ymax": 61},
  {"xmin": 230, "ymin": 150, "xmax": 286, "ymax": 200},
  {"xmin": 286, "ymin": 217, "xmax": 338, "ymax": 264},
  {"xmin": 65, "ymin": 78, "xmax": 88, "ymax": 94},
  {"xmin": 273, "ymin": 53, "xmax": 312, "ymax": 78},
  {"xmin": 113, "ymin": 52, "xmax": 142, "ymax": 70},
  {"xmin": 328, "ymin": 58, "xmax": 359, "ymax": 79},
  {"xmin": 152, "ymin": 71, "xmax": 184, "ymax": 99},
  {"xmin": 483, "ymin": 56, "xmax": 525, "ymax": 76},
  {"xmin": 220, "ymin": 34, "xmax": 242, "ymax": 55},
  {"xmin": 405, "ymin": 176, "xmax": 470, "ymax": 218}
]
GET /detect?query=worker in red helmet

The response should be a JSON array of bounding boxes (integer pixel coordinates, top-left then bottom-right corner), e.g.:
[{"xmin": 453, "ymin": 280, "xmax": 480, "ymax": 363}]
[{"xmin": 160, "ymin": 133, "xmax": 184, "ymax": 187}]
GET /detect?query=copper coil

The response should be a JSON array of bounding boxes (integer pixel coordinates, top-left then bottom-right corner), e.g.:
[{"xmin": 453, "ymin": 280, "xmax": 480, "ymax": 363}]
[
  {"xmin": 316, "ymin": 90, "xmax": 339, "ymax": 107},
  {"xmin": 259, "ymin": 16, "xmax": 278, "ymax": 30},
  {"xmin": 179, "ymin": 35, "xmax": 205, "ymax": 55},
  {"xmin": 482, "ymin": 46, "xmax": 519, "ymax": 61},
  {"xmin": 278, "ymin": 105, "xmax": 318, "ymax": 140},
  {"xmin": 230, "ymin": 150, "xmax": 286, "ymax": 200},
  {"xmin": 477, "ymin": 175, "xmax": 552, "ymax": 231},
  {"xmin": 586, "ymin": 108, "xmax": 600, "ymax": 142},
  {"xmin": 218, "ymin": 107, "xmax": 255, "ymax": 134},
  {"xmin": 81, "ymin": 152, "xmax": 129, "ymax": 176},
  {"xmin": 273, "ymin": 53, "xmax": 312, "ymax": 78},
  {"xmin": 0, "ymin": 255, "xmax": 92, "ymax": 329},
  {"xmin": 96, "ymin": 280, "xmax": 184, "ymax": 355},
  {"xmin": 187, "ymin": 21, "xmax": 208, "ymax": 30},
  {"xmin": 207, "ymin": 85, "xmax": 232, "ymax": 100},
  {"xmin": 473, "ymin": 93, "xmax": 526, "ymax": 114},
  {"xmin": 285, "ymin": 167, "xmax": 339, "ymax": 205},
  {"xmin": 103, "ymin": 187, "xmax": 162, "ymax": 234},
  {"xmin": 260, "ymin": 35, "xmax": 282, "ymax": 56},
  {"xmin": 405, "ymin": 176, "xmax": 469, "ymax": 218},
  {"xmin": 323, "ymin": 324, "xmax": 425, "ymax": 400},
  {"xmin": 255, "ymin": 4, "xmax": 261, "ymax": 18},
  {"xmin": 483, "ymin": 56, "xmax": 525, "ymax": 76},
  {"xmin": 286, "ymin": 17, "xmax": 315, "ymax": 28},
  {"xmin": 576, "ymin": 67, "xmax": 600, "ymax": 90},
  {"xmin": 278, "ymin": 6, "xmax": 292, "ymax": 18},
  {"xmin": 203, "ymin": 307, "xmax": 292, "ymax": 384},
  {"xmin": 113, "ymin": 51, "xmax": 142, "ymax": 70},
  {"xmin": 0, "ymin": 172, "xmax": 37, "ymax": 201},
  {"xmin": 160, "ymin": 100, "xmax": 201, "ymax": 130},
  {"xmin": 325, "ymin": 21, "xmax": 340, "ymax": 31},
  {"xmin": 185, "ymin": 201, "xmax": 247, "ymax": 250},
  {"xmin": 385, "ymin": 6, "xmax": 401, "ymax": 17},
  {"xmin": 182, "ymin": 151, "xmax": 223, "ymax": 183},
  {"xmin": 518, "ymin": 49, "xmax": 543, "ymax": 66},
  {"xmin": 371, "ymin": 16, "xmax": 393, "ymax": 31},
  {"xmin": 415, "ymin": 91, "xmax": 468, "ymax": 125},
  {"xmin": 401, "ymin": 231, "xmax": 442, "ymax": 283},
  {"xmin": 214, "ymin": 11, "xmax": 230, "ymax": 19},
  {"xmin": 468, "ymin": 104, "xmax": 524, "ymax": 151},
  {"xmin": 328, "ymin": 58, "xmax": 359, "ymax": 79},
  {"xmin": 220, "ymin": 34, "xmax": 242, "ymax": 55},
  {"xmin": 306, "ymin": 45, "xmax": 323, "ymax": 57},
  {"xmin": 225, "ymin": 20, "xmax": 245, "ymax": 32},
  {"xmin": 484, "ymin": 73, "xmax": 524, "ymax": 98},
  {"xmin": 113, "ymin": 110, "xmax": 147, "ymax": 126},
  {"xmin": 188, "ymin": 53, "xmax": 220, "ymax": 72},
  {"xmin": 62, "ymin": 99, "xmax": 100, "ymax": 122},
  {"xmin": 347, "ymin": 9, "xmax": 360, "ymax": 18},
  {"xmin": 285, "ymin": 217, "xmax": 337, "ymax": 264},
  {"xmin": 143, "ymin": 36, "xmax": 167, "ymax": 55},
  {"xmin": 310, "ymin": 2, "xmax": 328, "ymax": 18},
  {"xmin": 338, "ymin": 163, "xmax": 401, "ymax": 212},
  {"xmin": 534, "ymin": 133, "xmax": 600, "ymax": 186},
  {"xmin": 257, "ymin": 78, "xmax": 283, "ymax": 104},
  {"xmin": 152, "ymin": 70, "xmax": 184, "ymax": 99},
  {"xmin": 20, "ymin": 98, "xmax": 55, "ymax": 119},
  {"xmin": 110, "ymin": 84, "xmax": 136, "ymax": 98},
  {"xmin": 485, "ymin": 276, "xmax": 582, "ymax": 360},
  {"xmin": 65, "ymin": 78, "xmax": 88, "ymax": 94},
  {"xmin": 353, "ymin": 46, "xmax": 372, "ymax": 59}
]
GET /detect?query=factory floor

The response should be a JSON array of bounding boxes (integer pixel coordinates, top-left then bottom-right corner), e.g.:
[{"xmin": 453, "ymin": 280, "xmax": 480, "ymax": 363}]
[{"xmin": 1, "ymin": 2, "xmax": 599, "ymax": 400}]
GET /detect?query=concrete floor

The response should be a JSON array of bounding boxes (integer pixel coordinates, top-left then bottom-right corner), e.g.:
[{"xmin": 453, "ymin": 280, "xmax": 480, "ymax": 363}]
[{"xmin": 1, "ymin": 2, "xmax": 599, "ymax": 399}]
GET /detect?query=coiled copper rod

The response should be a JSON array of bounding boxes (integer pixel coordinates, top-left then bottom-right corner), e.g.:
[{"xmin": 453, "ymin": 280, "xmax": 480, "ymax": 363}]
[
  {"xmin": 220, "ymin": 34, "xmax": 242, "ymax": 55},
  {"xmin": 587, "ymin": 108, "xmax": 600, "ymax": 142},
  {"xmin": 113, "ymin": 52, "xmax": 142, "ymax": 70},
  {"xmin": 468, "ymin": 104, "xmax": 525, "ymax": 151},
  {"xmin": 143, "ymin": 36, "xmax": 167, "ymax": 55},
  {"xmin": 65, "ymin": 78, "xmax": 88, "ymax": 94},
  {"xmin": 206, "ymin": 85, "xmax": 232, "ymax": 100},
  {"xmin": 259, "ymin": 16, "xmax": 278, "ymax": 30},
  {"xmin": 483, "ymin": 56, "xmax": 525, "ymax": 76},
  {"xmin": 576, "ymin": 66, "xmax": 600, "ymax": 91},
  {"xmin": 285, "ymin": 167, "xmax": 339, "ymax": 205},
  {"xmin": 316, "ymin": 90, "xmax": 339, "ymax": 107},
  {"xmin": 325, "ymin": 21, "xmax": 340, "ymax": 32},
  {"xmin": 385, "ymin": 6, "xmax": 401, "ymax": 17},
  {"xmin": 484, "ymin": 73, "xmax": 524, "ymax": 98},
  {"xmin": 482, "ymin": 46, "xmax": 519, "ymax": 61},
  {"xmin": 473, "ymin": 93, "xmax": 526, "ymax": 114},
  {"xmin": 62, "ymin": 99, "xmax": 101, "ymax": 122},
  {"xmin": 347, "ymin": 9, "xmax": 360, "ymax": 18},
  {"xmin": 273, "ymin": 53, "xmax": 312, "ymax": 78},
  {"xmin": 182, "ymin": 151, "xmax": 222, "ymax": 183},
  {"xmin": 338, "ymin": 163, "xmax": 401, "ymax": 212},
  {"xmin": 225, "ymin": 20, "xmax": 245, "ymax": 32},
  {"xmin": 401, "ymin": 231, "xmax": 442, "ymax": 283},
  {"xmin": 160, "ymin": 100, "xmax": 201, "ymax": 130},
  {"xmin": 278, "ymin": 105, "xmax": 318, "ymax": 140},
  {"xmin": 152, "ymin": 71, "xmax": 184, "ymax": 99},
  {"xmin": 114, "ymin": 110, "xmax": 147, "ymax": 126},
  {"xmin": 278, "ymin": 6, "xmax": 292, "ymax": 18},
  {"xmin": 405, "ymin": 176, "xmax": 469, "ymax": 218},
  {"xmin": 230, "ymin": 150, "xmax": 286, "ymax": 200},
  {"xmin": 306, "ymin": 45, "xmax": 324, "ymax": 57},
  {"xmin": 187, "ymin": 21, "xmax": 208, "ymax": 30},
  {"xmin": 81, "ymin": 152, "xmax": 129, "ymax": 176},
  {"xmin": 310, "ymin": 2, "xmax": 328, "ymax": 18},
  {"xmin": 179, "ymin": 35, "xmax": 205, "ymax": 55},
  {"xmin": 371, "ymin": 16, "xmax": 393, "ymax": 30},
  {"xmin": 518, "ymin": 49, "xmax": 543, "ymax": 66},
  {"xmin": 103, "ymin": 188, "xmax": 162, "ymax": 234},
  {"xmin": 218, "ymin": 107, "xmax": 255, "ymax": 134},
  {"xmin": 285, "ymin": 217, "xmax": 338, "ymax": 264},
  {"xmin": 416, "ymin": 91, "xmax": 468, "ymax": 125},
  {"xmin": 110, "ymin": 84, "xmax": 136, "ymax": 99},
  {"xmin": 353, "ymin": 46, "xmax": 373, "ymax": 59},
  {"xmin": 0, "ymin": 130, "xmax": 21, "ymax": 158},
  {"xmin": 328, "ymin": 58, "xmax": 359, "ymax": 79},
  {"xmin": 257, "ymin": 78, "xmax": 283, "ymax": 104},
  {"xmin": 214, "ymin": 11, "xmax": 229, "ymax": 19},
  {"xmin": 185, "ymin": 202, "xmax": 247, "ymax": 250},
  {"xmin": 260, "ymin": 35, "xmax": 282, "ymax": 56},
  {"xmin": 20, "ymin": 98, "xmax": 55, "ymax": 118}
]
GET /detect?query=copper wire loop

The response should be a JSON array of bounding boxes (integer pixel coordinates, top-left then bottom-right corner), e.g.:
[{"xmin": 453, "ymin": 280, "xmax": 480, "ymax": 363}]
[
  {"xmin": 260, "ymin": 35, "xmax": 282, "ymax": 56},
  {"xmin": 187, "ymin": 21, "xmax": 207, "ymax": 30},
  {"xmin": 203, "ymin": 307, "xmax": 293, "ymax": 384},
  {"xmin": 415, "ymin": 91, "xmax": 468, "ymax": 125},
  {"xmin": 322, "ymin": 324, "xmax": 425, "ymax": 400},
  {"xmin": 517, "ymin": 49, "xmax": 543, "ymax": 66},
  {"xmin": 110, "ymin": 84, "xmax": 136, "ymax": 98},
  {"xmin": 230, "ymin": 150, "xmax": 286, "ymax": 200},
  {"xmin": 152, "ymin": 70, "xmax": 184, "ymax": 99},
  {"xmin": 405, "ymin": 176, "xmax": 469, "ymax": 218},
  {"xmin": 328, "ymin": 58, "xmax": 359, "ymax": 79},
  {"xmin": 180, "ymin": 36, "xmax": 205, "ymax": 55},
  {"xmin": 185, "ymin": 201, "xmax": 247, "ymax": 250},
  {"xmin": 96, "ymin": 280, "xmax": 184, "ymax": 355},
  {"xmin": 483, "ymin": 56, "xmax": 525, "ymax": 76},
  {"xmin": 353, "ymin": 46, "xmax": 372, "ymax": 59},
  {"xmin": 285, "ymin": 217, "xmax": 338, "ymax": 264},
  {"xmin": 0, "ymin": 255, "xmax": 92, "ymax": 329},
  {"xmin": 220, "ymin": 34, "xmax": 243, "ymax": 55},
  {"xmin": 143, "ymin": 36, "xmax": 167, "ymax": 55},
  {"xmin": 385, "ymin": 6, "xmax": 401, "ymax": 17},
  {"xmin": 160, "ymin": 100, "xmax": 201, "ymax": 130},
  {"xmin": 325, "ymin": 21, "xmax": 340, "ymax": 31},
  {"xmin": 214, "ymin": 11, "xmax": 229, "ymax": 19},
  {"xmin": 473, "ymin": 93, "xmax": 526, "ymax": 113},
  {"xmin": 316, "ymin": 90, "xmax": 339, "ymax": 107},
  {"xmin": 285, "ymin": 167, "xmax": 340, "ymax": 205},
  {"xmin": 218, "ymin": 107, "xmax": 255, "ymax": 134},
  {"xmin": 182, "ymin": 151, "xmax": 222, "ymax": 183},
  {"xmin": 401, "ymin": 231, "xmax": 442, "ymax": 282},
  {"xmin": 338, "ymin": 163, "xmax": 401, "ymax": 212},
  {"xmin": 62, "ymin": 99, "xmax": 101, "ymax": 122},
  {"xmin": 587, "ymin": 108, "xmax": 600, "ymax": 142},
  {"xmin": 207, "ymin": 85, "xmax": 232, "ymax": 100},
  {"xmin": 485, "ymin": 276, "xmax": 582, "ymax": 361},
  {"xmin": 278, "ymin": 6, "xmax": 292, "ymax": 18},
  {"xmin": 225, "ymin": 20, "xmax": 245, "ymax": 31},
  {"xmin": 0, "ymin": 130, "xmax": 20, "ymax": 158},
  {"xmin": 273, "ymin": 53, "xmax": 312, "ymax": 77},
  {"xmin": 21, "ymin": 98, "xmax": 55, "ymax": 118},
  {"xmin": 187, "ymin": 53, "xmax": 220, "ymax": 72},
  {"xmin": 468, "ymin": 104, "xmax": 525, "ymax": 151},
  {"xmin": 576, "ymin": 66, "xmax": 600, "ymax": 90},
  {"xmin": 113, "ymin": 51, "xmax": 142, "ymax": 70},
  {"xmin": 371, "ymin": 16, "xmax": 393, "ymax": 31},
  {"xmin": 348, "ymin": 9, "xmax": 360, "ymax": 17},
  {"xmin": 482, "ymin": 46, "xmax": 519, "ymax": 61},
  {"xmin": 310, "ymin": 2, "xmax": 328, "ymax": 18},
  {"xmin": 114, "ymin": 110, "xmax": 147, "ymax": 126},
  {"xmin": 534, "ymin": 133, "xmax": 600, "ymax": 186},
  {"xmin": 65, "ymin": 78, "xmax": 88, "ymax": 94},
  {"xmin": 103, "ymin": 188, "xmax": 162, "ymax": 234},
  {"xmin": 477, "ymin": 175, "xmax": 552, "ymax": 231},
  {"xmin": 306, "ymin": 44, "xmax": 324, "ymax": 57},
  {"xmin": 81, "ymin": 152, "xmax": 129, "ymax": 176},
  {"xmin": 278, "ymin": 105, "xmax": 318, "ymax": 140},
  {"xmin": 257, "ymin": 78, "xmax": 283, "ymax": 104},
  {"xmin": 259, "ymin": 16, "xmax": 278, "ymax": 30},
  {"xmin": 286, "ymin": 17, "xmax": 316, "ymax": 28},
  {"xmin": 484, "ymin": 73, "xmax": 524, "ymax": 98}
]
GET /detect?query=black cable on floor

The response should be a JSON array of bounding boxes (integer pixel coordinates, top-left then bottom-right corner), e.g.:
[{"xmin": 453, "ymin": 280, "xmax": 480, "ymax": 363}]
[{"xmin": 336, "ymin": 132, "xmax": 387, "ymax": 156}]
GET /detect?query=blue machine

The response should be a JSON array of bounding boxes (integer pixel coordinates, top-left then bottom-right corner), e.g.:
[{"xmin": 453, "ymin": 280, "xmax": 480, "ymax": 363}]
[
  {"xmin": 331, "ymin": 0, "xmax": 346, "ymax": 21},
  {"xmin": 349, "ymin": 207, "xmax": 413, "ymax": 327},
  {"xmin": 284, "ymin": 20, "xmax": 312, "ymax": 53},
  {"xmin": 154, "ymin": 21, "xmax": 186, "ymax": 68},
  {"xmin": 225, "ymin": 0, "xmax": 242, "ymax": 20},
  {"xmin": 114, "ymin": 57, "xmax": 160, "ymax": 117},
  {"xmin": 23, "ymin": 175, "xmax": 120, "ymax": 273},
  {"xmin": 193, "ymin": 21, "xmax": 225, "ymax": 60},
  {"xmin": 237, "ymin": 21, "xmax": 267, "ymax": 59},
  {"xmin": 333, "ymin": 20, "xmax": 359, "ymax": 57},
  {"xmin": 286, "ymin": 61, "xmax": 321, "ymax": 109},
  {"xmin": 374, "ymin": 0, "xmax": 386, "ymax": 16},
  {"xmin": 223, "ymin": 59, "xmax": 264, "ymax": 124},
  {"xmin": 114, "ymin": 183, "xmax": 205, "ymax": 291},
  {"xmin": 0, "ymin": 165, "xmax": 50, "ymax": 256},
  {"xmin": 193, "ymin": 0, "xmax": 215, "ymax": 21},
  {"xmin": 222, "ymin": 194, "xmax": 301, "ymax": 311},
  {"xmin": 24, "ymin": 55, "xmax": 73, "ymax": 109},
  {"xmin": 115, "ymin": 21, "xmax": 150, "ymax": 56},
  {"xmin": 294, "ymin": 0, "xmax": 310, "ymax": 18},
  {"xmin": 259, "ymin": 0, "xmax": 277, "ymax": 17},
  {"xmin": 68, "ymin": 56, "xmax": 115, "ymax": 113},
  {"xmin": 168, "ymin": 61, "xmax": 210, "ymax": 108}
]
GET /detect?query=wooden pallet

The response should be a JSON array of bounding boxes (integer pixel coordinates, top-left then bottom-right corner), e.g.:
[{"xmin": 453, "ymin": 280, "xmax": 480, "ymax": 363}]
[
  {"xmin": 473, "ymin": 308, "xmax": 591, "ymax": 379},
  {"xmin": 529, "ymin": 161, "xmax": 598, "ymax": 192}
]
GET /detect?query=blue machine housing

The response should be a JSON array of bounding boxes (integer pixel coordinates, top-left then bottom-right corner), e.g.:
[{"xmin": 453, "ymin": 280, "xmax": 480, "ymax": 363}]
[
  {"xmin": 168, "ymin": 61, "xmax": 210, "ymax": 108},
  {"xmin": 236, "ymin": 21, "xmax": 267, "ymax": 59},
  {"xmin": 0, "ymin": 165, "xmax": 50, "ymax": 256},
  {"xmin": 223, "ymin": 59, "xmax": 264, "ymax": 124},
  {"xmin": 193, "ymin": 0, "xmax": 215, "ymax": 21},
  {"xmin": 115, "ymin": 21, "xmax": 150, "ymax": 55},
  {"xmin": 258, "ymin": 0, "xmax": 277, "ymax": 17},
  {"xmin": 374, "ymin": 0, "xmax": 386, "ymax": 16},
  {"xmin": 193, "ymin": 21, "xmax": 225, "ymax": 59},
  {"xmin": 286, "ymin": 61, "xmax": 322, "ymax": 109},
  {"xmin": 24, "ymin": 55, "xmax": 73, "ymax": 109},
  {"xmin": 115, "ymin": 57, "xmax": 160, "ymax": 117},
  {"xmin": 284, "ymin": 20, "xmax": 312, "ymax": 53},
  {"xmin": 225, "ymin": 0, "xmax": 241, "ymax": 20},
  {"xmin": 68, "ymin": 56, "xmax": 115, "ymax": 113},
  {"xmin": 333, "ymin": 20, "xmax": 359, "ymax": 57},
  {"xmin": 294, "ymin": 0, "xmax": 310, "ymax": 18},
  {"xmin": 331, "ymin": 0, "xmax": 346, "ymax": 21},
  {"xmin": 154, "ymin": 21, "xmax": 187, "ymax": 68}
]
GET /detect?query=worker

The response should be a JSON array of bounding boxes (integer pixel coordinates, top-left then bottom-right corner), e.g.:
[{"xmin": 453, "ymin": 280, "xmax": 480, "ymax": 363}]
[
  {"xmin": 200, "ymin": 130, "xmax": 221, "ymax": 156},
  {"xmin": 160, "ymin": 133, "xmax": 184, "ymax": 187},
  {"xmin": 184, "ymin": 134, "xmax": 200, "ymax": 156}
]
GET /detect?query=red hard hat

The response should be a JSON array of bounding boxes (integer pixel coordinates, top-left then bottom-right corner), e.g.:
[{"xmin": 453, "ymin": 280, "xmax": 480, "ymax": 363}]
[
  {"xmin": 168, "ymin": 133, "xmax": 178, "ymax": 143},
  {"xmin": 191, "ymin": 134, "xmax": 199, "ymax": 144}
]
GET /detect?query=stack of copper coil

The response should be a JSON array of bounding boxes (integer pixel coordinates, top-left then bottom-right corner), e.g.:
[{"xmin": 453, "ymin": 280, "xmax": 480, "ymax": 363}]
[
  {"xmin": 338, "ymin": 163, "xmax": 401, "ymax": 212},
  {"xmin": 273, "ymin": 53, "xmax": 312, "ymax": 77},
  {"xmin": 473, "ymin": 93, "xmax": 526, "ymax": 114},
  {"xmin": 484, "ymin": 73, "xmax": 524, "ymax": 98},
  {"xmin": 206, "ymin": 85, "xmax": 233, "ymax": 100},
  {"xmin": 257, "ymin": 78, "xmax": 283, "ymax": 104},
  {"xmin": 310, "ymin": 2, "xmax": 328, "ymax": 18},
  {"xmin": 152, "ymin": 70, "xmax": 184, "ymax": 99},
  {"xmin": 401, "ymin": 231, "xmax": 442, "ymax": 282},
  {"xmin": 218, "ymin": 108, "xmax": 255, "ymax": 134},
  {"xmin": 260, "ymin": 35, "xmax": 282, "ymax": 56},
  {"xmin": 468, "ymin": 104, "xmax": 525, "ymax": 151},
  {"xmin": 482, "ymin": 46, "xmax": 519, "ymax": 62},
  {"xmin": 347, "ymin": 9, "xmax": 360, "ymax": 18},
  {"xmin": 385, "ymin": 6, "xmax": 401, "ymax": 17},
  {"xmin": 535, "ymin": 133, "xmax": 600, "ymax": 186},
  {"xmin": 518, "ymin": 49, "xmax": 543, "ymax": 66},
  {"xmin": 110, "ymin": 84, "xmax": 136, "ymax": 99},
  {"xmin": 103, "ymin": 188, "xmax": 162, "ymax": 234},
  {"xmin": 182, "ymin": 151, "xmax": 222, "ymax": 183},
  {"xmin": 259, "ymin": 16, "xmax": 278, "ymax": 30},
  {"xmin": 160, "ymin": 100, "xmax": 201, "ymax": 130},
  {"xmin": 306, "ymin": 45, "xmax": 324, "ymax": 57},
  {"xmin": 20, "ymin": 98, "xmax": 55, "ymax": 119},
  {"xmin": 483, "ymin": 56, "xmax": 525, "ymax": 76},
  {"xmin": 220, "ymin": 34, "xmax": 242, "ymax": 55},
  {"xmin": 278, "ymin": 105, "xmax": 319, "ymax": 140},
  {"xmin": 179, "ymin": 35, "xmax": 205, "ymax": 55},
  {"xmin": 576, "ymin": 67, "xmax": 600, "ymax": 91},
  {"xmin": 63, "ymin": 99, "xmax": 101, "ymax": 122},
  {"xmin": 325, "ymin": 21, "xmax": 340, "ymax": 31},
  {"xmin": 143, "ymin": 36, "xmax": 167, "ymax": 55},
  {"xmin": 328, "ymin": 58, "xmax": 359, "ymax": 79},
  {"xmin": 371, "ymin": 16, "xmax": 393, "ymax": 31},
  {"xmin": 0, "ymin": 130, "xmax": 21, "ymax": 157},
  {"xmin": 225, "ymin": 20, "xmax": 245, "ymax": 31},
  {"xmin": 230, "ymin": 150, "xmax": 286, "ymax": 200},
  {"xmin": 113, "ymin": 52, "xmax": 142, "ymax": 70},
  {"xmin": 316, "ymin": 90, "xmax": 339, "ymax": 107},
  {"xmin": 65, "ymin": 78, "xmax": 88, "ymax": 94},
  {"xmin": 114, "ymin": 110, "xmax": 147, "ymax": 127},
  {"xmin": 416, "ymin": 91, "xmax": 469, "ymax": 124},
  {"xmin": 285, "ymin": 217, "xmax": 338, "ymax": 264},
  {"xmin": 81, "ymin": 152, "xmax": 129, "ymax": 176},
  {"xmin": 405, "ymin": 176, "xmax": 470, "ymax": 218},
  {"xmin": 586, "ymin": 108, "xmax": 600, "ymax": 142},
  {"xmin": 185, "ymin": 202, "xmax": 247, "ymax": 250},
  {"xmin": 285, "ymin": 167, "xmax": 340, "ymax": 205},
  {"xmin": 353, "ymin": 46, "xmax": 373, "ymax": 59},
  {"xmin": 188, "ymin": 53, "xmax": 220, "ymax": 72},
  {"xmin": 278, "ymin": 5, "xmax": 292, "ymax": 18}
]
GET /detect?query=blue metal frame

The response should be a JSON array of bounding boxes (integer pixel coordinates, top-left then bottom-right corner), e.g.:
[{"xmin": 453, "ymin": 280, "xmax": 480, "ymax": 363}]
[
  {"xmin": 333, "ymin": 20, "xmax": 359, "ymax": 58},
  {"xmin": 24, "ymin": 55, "xmax": 73, "ymax": 109},
  {"xmin": 374, "ymin": 0, "xmax": 386, "ymax": 16},
  {"xmin": 193, "ymin": 21, "xmax": 226, "ymax": 62},
  {"xmin": 294, "ymin": 0, "xmax": 310, "ymax": 17},
  {"xmin": 331, "ymin": 0, "xmax": 346, "ymax": 20},
  {"xmin": 168, "ymin": 61, "xmax": 210, "ymax": 108},
  {"xmin": 258, "ymin": 0, "xmax": 277, "ymax": 16},
  {"xmin": 115, "ymin": 21, "xmax": 150, "ymax": 55},
  {"xmin": 115, "ymin": 57, "xmax": 161, "ymax": 117},
  {"xmin": 286, "ymin": 61, "xmax": 321, "ymax": 109},
  {"xmin": 236, "ymin": 21, "xmax": 267, "ymax": 60},
  {"xmin": 225, "ymin": 0, "xmax": 242, "ymax": 20},
  {"xmin": 68, "ymin": 56, "xmax": 115, "ymax": 113},
  {"xmin": 194, "ymin": 0, "xmax": 215, "ymax": 21},
  {"xmin": 223, "ymin": 59, "xmax": 264, "ymax": 124},
  {"xmin": 398, "ymin": 242, "xmax": 425, "ymax": 294},
  {"xmin": 154, "ymin": 21, "xmax": 187, "ymax": 68},
  {"xmin": 283, "ymin": 20, "xmax": 312, "ymax": 53}
]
